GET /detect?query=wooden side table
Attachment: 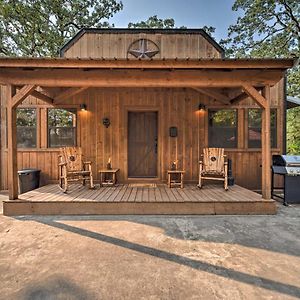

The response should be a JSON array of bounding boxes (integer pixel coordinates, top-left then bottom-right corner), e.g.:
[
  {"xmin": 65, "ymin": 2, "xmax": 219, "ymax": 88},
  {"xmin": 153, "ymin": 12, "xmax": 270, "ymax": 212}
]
[
  {"xmin": 167, "ymin": 170, "xmax": 185, "ymax": 188},
  {"xmin": 98, "ymin": 169, "xmax": 119, "ymax": 187}
]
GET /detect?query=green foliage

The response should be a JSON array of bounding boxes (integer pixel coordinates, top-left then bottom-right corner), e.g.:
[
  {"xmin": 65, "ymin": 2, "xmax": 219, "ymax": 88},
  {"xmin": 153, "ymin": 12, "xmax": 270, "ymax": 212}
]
[
  {"xmin": 128, "ymin": 15, "xmax": 186, "ymax": 29},
  {"xmin": 48, "ymin": 108, "xmax": 76, "ymax": 127},
  {"xmin": 209, "ymin": 109, "xmax": 237, "ymax": 127},
  {"xmin": 221, "ymin": 0, "xmax": 300, "ymax": 154},
  {"xmin": 0, "ymin": 0, "xmax": 123, "ymax": 57},
  {"xmin": 287, "ymin": 107, "xmax": 300, "ymax": 154},
  {"xmin": 16, "ymin": 108, "xmax": 36, "ymax": 127}
]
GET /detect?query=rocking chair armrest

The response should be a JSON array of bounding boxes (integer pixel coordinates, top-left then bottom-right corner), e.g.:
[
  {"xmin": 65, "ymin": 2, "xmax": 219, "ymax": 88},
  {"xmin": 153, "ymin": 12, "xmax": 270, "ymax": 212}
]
[
  {"xmin": 224, "ymin": 161, "xmax": 228, "ymax": 165},
  {"xmin": 83, "ymin": 161, "xmax": 92, "ymax": 165},
  {"xmin": 58, "ymin": 162, "xmax": 67, "ymax": 167}
]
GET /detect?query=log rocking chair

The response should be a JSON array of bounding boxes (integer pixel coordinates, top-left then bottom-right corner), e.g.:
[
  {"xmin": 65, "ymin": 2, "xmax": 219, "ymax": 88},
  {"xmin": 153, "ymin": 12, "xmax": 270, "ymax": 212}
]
[
  {"xmin": 58, "ymin": 147, "xmax": 95, "ymax": 192},
  {"xmin": 198, "ymin": 147, "xmax": 228, "ymax": 191}
]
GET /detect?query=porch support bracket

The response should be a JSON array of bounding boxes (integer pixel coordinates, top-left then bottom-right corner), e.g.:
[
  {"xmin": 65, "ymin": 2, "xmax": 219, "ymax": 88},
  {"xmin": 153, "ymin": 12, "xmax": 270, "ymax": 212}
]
[
  {"xmin": 242, "ymin": 83, "xmax": 271, "ymax": 200},
  {"xmin": 11, "ymin": 84, "xmax": 36, "ymax": 108}
]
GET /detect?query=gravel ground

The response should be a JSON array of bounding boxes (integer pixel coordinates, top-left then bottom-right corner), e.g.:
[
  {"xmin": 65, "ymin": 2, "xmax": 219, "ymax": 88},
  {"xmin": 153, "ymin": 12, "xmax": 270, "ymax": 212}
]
[{"xmin": 0, "ymin": 192, "xmax": 300, "ymax": 300}]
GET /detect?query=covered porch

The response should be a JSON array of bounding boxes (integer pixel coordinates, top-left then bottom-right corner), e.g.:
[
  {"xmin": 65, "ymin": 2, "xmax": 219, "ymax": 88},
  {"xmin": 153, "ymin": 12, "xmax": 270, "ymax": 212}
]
[
  {"xmin": 3, "ymin": 183, "xmax": 276, "ymax": 215},
  {"xmin": 0, "ymin": 57, "xmax": 295, "ymax": 215}
]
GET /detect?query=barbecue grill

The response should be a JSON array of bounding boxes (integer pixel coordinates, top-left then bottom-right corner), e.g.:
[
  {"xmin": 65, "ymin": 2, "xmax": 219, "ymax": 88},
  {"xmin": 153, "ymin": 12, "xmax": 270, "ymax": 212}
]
[{"xmin": 272, "ymin": 155, "xmax": 300, "ymax": 205}]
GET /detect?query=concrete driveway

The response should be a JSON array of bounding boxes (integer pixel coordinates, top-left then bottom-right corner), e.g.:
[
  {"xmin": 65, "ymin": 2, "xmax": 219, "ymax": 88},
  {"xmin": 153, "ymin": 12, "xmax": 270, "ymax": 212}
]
[{"xmin": 0, "ymin": 193, "xmax": 300, "ymax": 300}]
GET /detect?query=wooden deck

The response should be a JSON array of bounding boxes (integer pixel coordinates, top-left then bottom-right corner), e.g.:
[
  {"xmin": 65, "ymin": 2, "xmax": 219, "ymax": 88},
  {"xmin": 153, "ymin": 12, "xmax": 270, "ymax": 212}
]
[{"xmin": 3, "ymin": 184, "xmax": 277, "ymax": 215}]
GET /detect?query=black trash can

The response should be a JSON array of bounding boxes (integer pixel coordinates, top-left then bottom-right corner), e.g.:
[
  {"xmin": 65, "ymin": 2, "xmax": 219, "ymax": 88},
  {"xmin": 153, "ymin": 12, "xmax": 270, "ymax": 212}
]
[{"xmin": 18, "ymin": 169, "xmax": 41, "ymax": 194}]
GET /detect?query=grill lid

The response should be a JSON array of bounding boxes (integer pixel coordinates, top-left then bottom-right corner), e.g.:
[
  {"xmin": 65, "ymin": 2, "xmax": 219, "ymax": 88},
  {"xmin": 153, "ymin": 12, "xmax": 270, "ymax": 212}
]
[
  {"xmin": 282, "ymin": 155, "xmax": 300, "ymax": 166},
  {"xmin": 273, "ymin": 155, "xmax": 300, "ymax": 166}
]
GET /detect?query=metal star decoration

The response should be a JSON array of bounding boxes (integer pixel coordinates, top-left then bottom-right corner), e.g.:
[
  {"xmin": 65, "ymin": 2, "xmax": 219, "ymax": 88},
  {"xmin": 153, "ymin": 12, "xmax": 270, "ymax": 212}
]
[{"xmin": 128, "ymin": 39, "xmax": 159, "ymax": 59}]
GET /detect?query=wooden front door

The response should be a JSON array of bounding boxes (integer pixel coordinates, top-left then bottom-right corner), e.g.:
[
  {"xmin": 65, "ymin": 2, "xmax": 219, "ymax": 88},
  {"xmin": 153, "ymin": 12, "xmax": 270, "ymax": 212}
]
[{"xmin": 128, "ymin": 112, "xmax": 158, "ymax": 178}]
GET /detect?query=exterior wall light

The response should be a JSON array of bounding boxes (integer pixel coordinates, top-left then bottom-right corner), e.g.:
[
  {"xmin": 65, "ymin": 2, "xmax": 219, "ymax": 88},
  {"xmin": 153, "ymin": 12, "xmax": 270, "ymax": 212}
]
[
  {"xmin": 198, "ymin": 103, "xmax": 206, "ymax": 111},
  {"xmin": 80, "ymin": 104, "xmax": 87, "ymax": 111}
]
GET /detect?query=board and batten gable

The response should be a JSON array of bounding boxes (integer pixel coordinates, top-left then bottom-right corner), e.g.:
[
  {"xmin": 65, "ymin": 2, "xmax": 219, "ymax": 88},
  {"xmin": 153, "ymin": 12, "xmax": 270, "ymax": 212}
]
[{"xmin": 61, "ymin": 29, "xmax": 223, "ymax": 59}]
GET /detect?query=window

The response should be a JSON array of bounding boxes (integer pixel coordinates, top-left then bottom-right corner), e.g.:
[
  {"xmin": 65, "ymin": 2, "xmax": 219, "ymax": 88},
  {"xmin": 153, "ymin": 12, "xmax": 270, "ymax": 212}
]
[
  {"xmin": 248, "ymin": 109, "xmax": 277, "ymax": 148},
  {"xmin": 16, "ymin": 108, "xmax": 37, "ymax": 148},
  {"xmin": 208, "ymin": 109, "xmax": 237, "ymax": 148},
  {"xmin": 48, "ymin": 108, "xmax": 77, "ymax": 148}
]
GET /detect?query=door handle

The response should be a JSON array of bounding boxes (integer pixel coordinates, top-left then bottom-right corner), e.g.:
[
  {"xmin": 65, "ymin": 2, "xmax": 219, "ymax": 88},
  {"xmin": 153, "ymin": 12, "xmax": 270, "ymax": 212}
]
[{"xmin": 154, "ymin": 138, "xmax": 158, "ymax": 154}]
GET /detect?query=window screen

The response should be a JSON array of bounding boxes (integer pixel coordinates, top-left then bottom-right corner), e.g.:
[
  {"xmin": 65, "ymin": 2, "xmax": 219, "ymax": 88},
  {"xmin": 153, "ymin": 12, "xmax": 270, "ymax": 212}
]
[
  {"xmin": 17, "ymin": 108, "xmax": 37, "ymax": 148},
  {"xmin": 248, "ymin": 109, "xmax": 277, "ymax": 148},
  {"xmin": 208, "ymin": 109, "xmax": 237, "ymax": 148},
  {"xmin": 48, "ymin": 108, "xmax": 77, "ymax": 148}
]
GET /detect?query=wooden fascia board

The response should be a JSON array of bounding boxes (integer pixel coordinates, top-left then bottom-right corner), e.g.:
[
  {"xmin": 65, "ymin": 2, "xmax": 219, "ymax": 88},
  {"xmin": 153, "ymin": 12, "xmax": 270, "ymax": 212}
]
[
  {"xmin": 242, "ymin": 84, "xmax": 267, "ymax": 108},
  {"xmin": 11, "ymin": 84, "xmax": 36, "ymax": 108},
  {"xmin": 0, "ymin": 58, "xmax": 295, "ymax": 69},
  {"xmin": 0, "ymin": 69, "xmax": 283, "ymax": 88}
]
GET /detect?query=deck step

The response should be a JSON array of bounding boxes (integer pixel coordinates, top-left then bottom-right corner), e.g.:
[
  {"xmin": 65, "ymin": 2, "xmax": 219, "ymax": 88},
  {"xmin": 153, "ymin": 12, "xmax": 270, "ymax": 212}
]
[{"xmin": 3, "ymin": 200, "xmax": 277, "ymax": 215}]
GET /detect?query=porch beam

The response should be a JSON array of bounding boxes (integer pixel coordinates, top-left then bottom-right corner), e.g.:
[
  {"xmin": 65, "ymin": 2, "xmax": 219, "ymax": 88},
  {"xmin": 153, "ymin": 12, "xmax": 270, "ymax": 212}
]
[
  {"xmin": 31, "ymin": 90, "xmax": 54, "ymax": 105},
  {"xmin": 242, "ymin": 84, "xmax": 267, "ymax": 108},
  {"xmin": 7, "ymin": 85, "xmax": 18, "ymax": 200},
  {"xmin": 261, "ymin": 86, "xmax": 272, "ymax": 200},
  {"xmin": 11, "ymin": 84, "xmax": 36, "ymax": 108},
  {"xmin": 192, "ymin": 87, "xmax": 230, "ymax": 104},
  {"xmin": 54, "ymin": 87, "xmax": 88, "ymax": 104},
  {"xmin": 0, "ymin": 69, "xmax": 284, "ymax": 88}
]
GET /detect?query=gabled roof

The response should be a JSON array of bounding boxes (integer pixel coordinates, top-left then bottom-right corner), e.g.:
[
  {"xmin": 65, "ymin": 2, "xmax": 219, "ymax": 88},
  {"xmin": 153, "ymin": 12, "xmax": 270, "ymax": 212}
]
[{"xmin": 59, "ymin": 28, "xmax": 225, "ymax": 57}]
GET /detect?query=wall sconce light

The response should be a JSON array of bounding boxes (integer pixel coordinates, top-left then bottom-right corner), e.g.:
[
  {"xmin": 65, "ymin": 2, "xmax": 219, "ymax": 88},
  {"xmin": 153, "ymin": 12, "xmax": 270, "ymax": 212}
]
[
  {"xmin": 102, "ymin": 117, "xmax": 110, "ymax": 128},
  {"xmin": 80, "ymin": 104, "xmax": 87, "ymax": 111},
  {"xmin": 198, "ymin": 103, "xmax": 206, "ymax": 111}
]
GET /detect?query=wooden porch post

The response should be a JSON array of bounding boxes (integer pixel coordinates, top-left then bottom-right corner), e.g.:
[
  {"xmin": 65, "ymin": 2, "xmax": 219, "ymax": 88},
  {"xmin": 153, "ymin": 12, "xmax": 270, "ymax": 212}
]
[
  {"xmin": 261, "ymin": 85, "xmax": 272, "ymax": 199},
  {"xmin": 242, "ymin": 84, "xmax": 271, "ymax": 200},
  {"xmin": 6, "ymin": 84, "xmax": 36, "ymax": 199},
  {"xmin": 7, "ymin": 85, "xmax": 18, "ymax": 200}
]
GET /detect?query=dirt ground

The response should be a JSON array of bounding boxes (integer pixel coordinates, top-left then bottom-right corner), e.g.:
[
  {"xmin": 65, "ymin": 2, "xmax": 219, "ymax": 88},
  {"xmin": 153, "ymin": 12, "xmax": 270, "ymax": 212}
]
[{"xmin": 0, "ymin": 193, "xmax": 300, "ymax": 300}]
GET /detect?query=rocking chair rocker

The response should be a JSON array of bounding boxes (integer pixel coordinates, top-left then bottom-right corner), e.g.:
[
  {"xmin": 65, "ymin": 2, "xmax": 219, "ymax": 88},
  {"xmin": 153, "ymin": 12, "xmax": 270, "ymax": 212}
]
[
  {"xmin": 58, "ymin": 147, "xmax": 95, "ymax": 192},
  {"xmin": 198, "ymin": 147, "xmax": 228, "ymax": 191}
]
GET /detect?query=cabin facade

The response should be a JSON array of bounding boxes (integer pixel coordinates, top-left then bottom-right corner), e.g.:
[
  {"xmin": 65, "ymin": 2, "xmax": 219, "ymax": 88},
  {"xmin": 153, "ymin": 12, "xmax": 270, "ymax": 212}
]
[{"xmin": 0, "ymin": 29, "xmax": 295, "ymax": 214}]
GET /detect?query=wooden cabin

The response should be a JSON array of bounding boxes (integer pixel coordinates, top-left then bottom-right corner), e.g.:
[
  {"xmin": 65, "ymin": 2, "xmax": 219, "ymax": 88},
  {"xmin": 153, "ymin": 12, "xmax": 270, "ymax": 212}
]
[{"xmin": 0, "ymin": 28, "xmax": 295, "ymax": 215}]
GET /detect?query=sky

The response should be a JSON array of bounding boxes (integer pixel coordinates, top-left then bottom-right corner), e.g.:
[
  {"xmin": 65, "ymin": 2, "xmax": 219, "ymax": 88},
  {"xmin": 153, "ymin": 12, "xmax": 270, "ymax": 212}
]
[{"xmin": 109, "ymin": 0, "xmax": 240, "ymax": 42}]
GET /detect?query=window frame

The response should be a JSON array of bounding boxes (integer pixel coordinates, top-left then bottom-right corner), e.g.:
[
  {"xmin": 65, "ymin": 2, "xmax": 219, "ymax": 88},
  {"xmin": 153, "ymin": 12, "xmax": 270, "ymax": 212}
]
[
  {"xmin": 208, "ymin": 108, "xmax": 238, "ymax": 149},
  {"xmin": 47, "ymin": 107, "xmax": 78, "ymax": 148}
]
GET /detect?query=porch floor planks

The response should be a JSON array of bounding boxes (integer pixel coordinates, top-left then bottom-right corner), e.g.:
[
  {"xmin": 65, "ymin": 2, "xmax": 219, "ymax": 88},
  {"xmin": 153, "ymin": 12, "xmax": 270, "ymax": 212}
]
[
  {"xmin": 6, "ymin": 183, "xmax": 277, "ymax": 215},
  {"xmin": 17, "ymin": 183, "xmax": 266, "ymax": 204}
]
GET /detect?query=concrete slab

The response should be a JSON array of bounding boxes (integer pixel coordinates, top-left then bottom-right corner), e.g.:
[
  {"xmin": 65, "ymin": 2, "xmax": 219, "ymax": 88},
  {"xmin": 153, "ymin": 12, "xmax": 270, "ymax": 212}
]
[{"xmin": 0, "ymin": 196, "xmax": 300, "ymax": 299}]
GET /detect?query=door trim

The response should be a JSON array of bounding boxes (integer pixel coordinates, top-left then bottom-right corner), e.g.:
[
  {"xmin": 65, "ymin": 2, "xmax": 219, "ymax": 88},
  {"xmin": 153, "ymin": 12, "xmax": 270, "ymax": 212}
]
[{"xmin": 124, "ymin": 106, "xmax": 160, "ymax": 181}]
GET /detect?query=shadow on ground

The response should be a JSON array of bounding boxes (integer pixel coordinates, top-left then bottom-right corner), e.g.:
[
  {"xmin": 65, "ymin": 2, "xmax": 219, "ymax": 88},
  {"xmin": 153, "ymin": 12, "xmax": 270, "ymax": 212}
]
[
  {"xmin": 12, "ymin": 206, "xmax": 300, "ymax": 299},
  {"xmin": 19, "ymin": 274, "xmax": 94, "ymax": 300}
]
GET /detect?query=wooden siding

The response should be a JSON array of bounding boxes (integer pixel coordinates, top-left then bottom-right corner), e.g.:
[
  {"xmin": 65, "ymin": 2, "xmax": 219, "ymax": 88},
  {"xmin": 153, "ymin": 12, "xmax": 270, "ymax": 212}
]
[
  {"xmin": 0, "ymin": 80, "xmax": 284, "ymax": 191},
  {"xmin": 63, "ymin": 32, "xmax": 222, "ymax": 59}
]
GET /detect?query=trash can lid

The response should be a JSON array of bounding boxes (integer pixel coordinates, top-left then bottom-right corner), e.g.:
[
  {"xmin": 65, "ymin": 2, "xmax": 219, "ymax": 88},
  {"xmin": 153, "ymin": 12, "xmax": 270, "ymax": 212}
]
[{"xmin": 18, "ymin": 168, "xmax": 41, "ymax": 174}]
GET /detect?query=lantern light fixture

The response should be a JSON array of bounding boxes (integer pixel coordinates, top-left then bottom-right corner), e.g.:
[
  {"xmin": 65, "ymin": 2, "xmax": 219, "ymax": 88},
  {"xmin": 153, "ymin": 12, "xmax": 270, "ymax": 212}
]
[
  {"xmin": 198, "ymin": 103, "xmax": 206, "ymax": 111},
  {"xmin": 80, "ymin": 104, "xmax": 87, "ymax": 111}
]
